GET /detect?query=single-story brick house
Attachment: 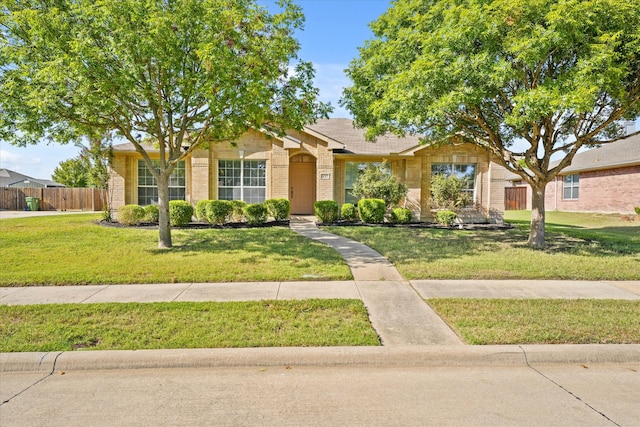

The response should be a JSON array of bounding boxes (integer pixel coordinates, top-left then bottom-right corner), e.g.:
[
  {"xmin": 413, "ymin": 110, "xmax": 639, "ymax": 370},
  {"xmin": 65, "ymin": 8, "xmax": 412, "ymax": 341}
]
[
  {"xmin": 506, "ymin": 132, "xmax": 640, "ymax": 214},
  {"xmin": 109, "ymin": 118, "xmax": 505, "ymax": 222}
]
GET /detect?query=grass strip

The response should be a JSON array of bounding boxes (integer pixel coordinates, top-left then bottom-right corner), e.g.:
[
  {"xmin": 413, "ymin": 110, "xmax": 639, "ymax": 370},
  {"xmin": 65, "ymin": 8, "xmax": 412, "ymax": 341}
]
[
  {"xmin": 0, "ymin": 214, "xmax": 351, "ymax": 285},
  {"xmin": 324, "ymin": 211, "xmax": 640, "ymax": 280},
  {"xmin": 0, "ymin": 300, "xmax": 380, "ymax": 352},
  {"xmin": 428, "ymin": 299, "xmax": 640, "ymax": 344}
]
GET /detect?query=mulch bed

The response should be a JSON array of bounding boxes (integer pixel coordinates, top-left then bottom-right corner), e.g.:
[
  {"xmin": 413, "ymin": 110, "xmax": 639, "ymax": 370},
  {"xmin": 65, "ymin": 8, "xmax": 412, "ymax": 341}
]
[{"xmin": 99, "ymin": 219, "xmax": 513, "ymax": 231}]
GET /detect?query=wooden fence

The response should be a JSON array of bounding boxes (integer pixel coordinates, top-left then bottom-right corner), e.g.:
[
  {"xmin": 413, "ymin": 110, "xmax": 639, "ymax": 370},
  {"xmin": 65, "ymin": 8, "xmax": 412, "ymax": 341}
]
[
  {"xmin": 504, "ymin": 186, "xmax": 527, "ymax": 211},
  {"xmin": 1, "ymin": 187, "xmax": 106, "ymax": 211}
]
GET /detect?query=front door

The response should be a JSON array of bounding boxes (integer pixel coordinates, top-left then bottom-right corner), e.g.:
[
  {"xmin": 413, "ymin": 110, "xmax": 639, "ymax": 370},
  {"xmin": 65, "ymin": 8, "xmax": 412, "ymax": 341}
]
[{"xmin": 289, "ymin": 160, "xmax": 315, "ymax": 214}]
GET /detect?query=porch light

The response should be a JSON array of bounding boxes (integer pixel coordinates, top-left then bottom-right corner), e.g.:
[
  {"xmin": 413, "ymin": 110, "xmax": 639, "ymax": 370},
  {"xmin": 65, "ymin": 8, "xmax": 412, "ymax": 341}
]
[{"xmin": 239, "ymin": 150, "xmax": 244, "ymax": 159}]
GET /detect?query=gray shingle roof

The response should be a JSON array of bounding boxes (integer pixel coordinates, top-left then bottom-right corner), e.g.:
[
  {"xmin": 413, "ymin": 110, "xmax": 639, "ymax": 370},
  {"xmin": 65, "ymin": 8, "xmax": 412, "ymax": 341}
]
[
  {"xmin": 505, "ymin": 133, "xmax": 640, "ymax": 181},
  {"xmin": 0, "ymin": 169, "xmax": 65, "ymax": 188},
  {"xmin": 559, "ymin": 133, "xmax": 640, "ymax": 173},
  {"xmin": 305, "ymin": 118, "xmax": 422, "ymax": 155},
  {"xmin": 111, "ymin": 119, "xmax": 425, "ymax": 156}
]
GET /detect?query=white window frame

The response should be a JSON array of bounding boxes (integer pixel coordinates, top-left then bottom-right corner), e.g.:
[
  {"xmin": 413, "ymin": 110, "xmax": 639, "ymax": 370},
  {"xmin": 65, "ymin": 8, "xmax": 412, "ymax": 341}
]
[
  {"xmin": 563, "ymin": 174, "xmax": 579, "ymax": 200},
  {"xmin": 431, "ymin": 163, "xmax": 477, "ymax": 204},
  {"xmin": 218, "ymin": 159, "xmax": 266, "ymax": 204},
  {"xmin": 137, "ymin": 160, "xmax": 186, "ymax": 206}
]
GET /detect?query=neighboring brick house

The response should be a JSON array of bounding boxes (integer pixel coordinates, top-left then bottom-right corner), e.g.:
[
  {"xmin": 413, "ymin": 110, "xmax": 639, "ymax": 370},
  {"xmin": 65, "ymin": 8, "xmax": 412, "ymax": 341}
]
[
  {"xmin": 109, "ymin": 118, "xmax": 506, "ymax": 222},
  {"xmin": 506, "ymin": 132, "xmax": 640, "ymax": 214}
]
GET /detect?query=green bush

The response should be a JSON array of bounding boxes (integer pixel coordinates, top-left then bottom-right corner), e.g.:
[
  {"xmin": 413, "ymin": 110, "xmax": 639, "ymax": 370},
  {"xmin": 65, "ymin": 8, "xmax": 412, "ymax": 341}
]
[
  {"xmin": 358, "ymin": 198, "xmax": 386, "ymax": 223},
  {"xmin": 264, "ymin": 198, "xmax": 290, "ymax": 221},
  {"xmin": 391, "ymin": 207, "xmax": 413, "ymax": 224},
  {"xmin": 314, "ymin": 200, "xmax": 339, "ymax": 223},
  {"xmin": 205, "ymin": 200, "xmax": 233, "ymax": 225},
  {"xmin": 243, "ymin": 203, "xmax": 267, "ymax": 226},
  {"xmin": 230, "ymin": 200, "xmax": 247, "ymax": 222},
  {"xmin": 635, "ymin": 206, "xmax": 640, "ymax": 215},
  {"xmin": 341, "ymin": 203, "xmax": 358, "ymax": 221},
  {"xmin": 435, "ymin": 210, "xmax": 457, "ymax": 227},
  {"xmin": 431, "ymin": 174, "xmax": 472, "ymax": 210},
  {"xmin": 118, "ymin": 204, "xmax": 145, "ymax": 226},
  {"xmin": 169, "ymin": 200, "xmax": 194, "ymax": 226},
  {"xmin": 143, "ymin": 204, "xmax": 159, "ymax": 223},
  {"xmin": 351, "ymin": 162, "xmax": 408, "ymax": 207},
  {"xmin": 195, "ymin": 200, "xmax": 210, "ymax": 221}
]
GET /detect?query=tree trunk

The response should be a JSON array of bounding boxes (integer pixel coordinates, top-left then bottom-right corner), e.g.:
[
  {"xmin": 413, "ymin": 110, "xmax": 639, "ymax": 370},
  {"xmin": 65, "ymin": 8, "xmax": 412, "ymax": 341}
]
[
  {"xmin": 528, "ymin": 183, "xmax": 546, "ymax": 249},
  {"xmin": 157, "ymin": 174, "xmax": 172, "ymax": 249}
]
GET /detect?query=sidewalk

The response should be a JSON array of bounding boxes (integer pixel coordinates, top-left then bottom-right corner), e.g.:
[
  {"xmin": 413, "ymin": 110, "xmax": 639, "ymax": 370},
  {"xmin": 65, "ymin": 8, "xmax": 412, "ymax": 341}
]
[{"xmin": 1, "ymin": 215, "xmax": 639, "ymax": 369}]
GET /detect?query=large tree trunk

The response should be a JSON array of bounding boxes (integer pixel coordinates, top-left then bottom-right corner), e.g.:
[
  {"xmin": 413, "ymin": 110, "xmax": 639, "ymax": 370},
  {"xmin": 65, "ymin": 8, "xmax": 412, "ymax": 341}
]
[
  {"xmin": 157, "ymin": 174, "xmax": 172, "ymax": 249},
  {"xmin": 528, "ymin": 183, "xmax": 546, "ymax": 249}
]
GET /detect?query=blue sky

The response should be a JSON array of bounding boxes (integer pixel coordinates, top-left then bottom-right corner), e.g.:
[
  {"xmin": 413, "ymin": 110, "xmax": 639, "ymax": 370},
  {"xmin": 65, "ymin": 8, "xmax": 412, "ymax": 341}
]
[{"xmin": 0, "ymin": 0, "xmax": 392, "ymax": 180}]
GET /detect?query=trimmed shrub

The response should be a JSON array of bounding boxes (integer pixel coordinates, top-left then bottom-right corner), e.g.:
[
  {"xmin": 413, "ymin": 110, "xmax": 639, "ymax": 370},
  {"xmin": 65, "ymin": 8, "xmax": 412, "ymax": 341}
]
[
  {"xmin": 143, "ymin": 204, "xmax": 159, "ymax": 223},
  {"xmin": 169, "ymin": 200, "xmax": 194, "ymax": 226},
  {"xmin": 314, "ymin": 200, "xmax": 339, "ymax": 223},
  {"xmin": 118, "ymin": 204, "xmax": 145, "ymax": 226},
  {"xmin": 243, "ymin": 203, "xmax": 267, "ymax": 226},
  {"xmin": 358, "ymin": 198, "xmax": 386, "ymax": 223},
  {"xmin": 391, "ymin": 207, "xmax": 413, "ymax": 224},
  {"xmin": 195, "ymin": 199, "xmax": 210, "ymax": 221},
  {"xmin": 341, "ymin": 203, "xmax": 358, "ymax": 221},
  {"xmin": 230, "ymin": 200, "xmax": 247, "ymax": 222},
  {"xmin": 264, "ymin": 198, "xmax": 290, "ymax": 221},
  {"xmin": 435, "ymin": 210, "xmax": 457, "ymax": 227},
  {"xmin": 205, "ymin": 200, "xmax": 233, "ymax": 225}
]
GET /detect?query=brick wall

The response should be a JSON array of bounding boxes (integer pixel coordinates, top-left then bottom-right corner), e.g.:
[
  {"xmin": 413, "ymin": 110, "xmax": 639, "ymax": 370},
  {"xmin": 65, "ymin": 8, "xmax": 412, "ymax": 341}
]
[{"xmin": 545, "ymin": 165, "xmax": 640, "ymax": 213}]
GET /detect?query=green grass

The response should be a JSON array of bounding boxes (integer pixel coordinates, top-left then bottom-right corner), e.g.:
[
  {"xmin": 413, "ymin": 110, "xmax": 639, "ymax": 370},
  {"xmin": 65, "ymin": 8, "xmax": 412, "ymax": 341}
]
[
  {"xmin": 0, "ymin": 300, "xmax": 380, "ymax": 352},
  {"xmin": 428, "ymin": 299, "xmax": 640, "ymax": 344},
  {"xmin": 0, "ymin": 214, "xmax": 351, "ymax": 285},
  {"xmin": 324, "ymin": 211, "xmax": 640, "ymax": 280}
]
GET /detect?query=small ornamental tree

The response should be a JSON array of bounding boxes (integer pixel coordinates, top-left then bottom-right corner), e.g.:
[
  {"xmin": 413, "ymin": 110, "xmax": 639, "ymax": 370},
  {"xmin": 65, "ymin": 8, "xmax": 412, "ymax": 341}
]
[
  {"xmin": 430, "ymin": 175, "xmax": 472, "ymax": 210},
  {"xmin": 351, "ymin": 162, "xmax": 407, "ymax": 207}
]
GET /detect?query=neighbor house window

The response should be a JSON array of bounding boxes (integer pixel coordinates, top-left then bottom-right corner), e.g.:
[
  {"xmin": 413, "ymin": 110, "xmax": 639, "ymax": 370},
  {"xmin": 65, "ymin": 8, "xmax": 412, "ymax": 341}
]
[
  {"xmin": 344, "ymin": 162, "xmax": 391, "ymax": 204},
  {"xmin": 431, "ymin": 163, "xmax": 477, "ymax": 202},
  {"xmin": 563, "ymin": 174, "xmax": 579, "ymax": 200},
  {"xmin": 137, "ymin": 160, "xmax": 186, "ymax": 206},
  {"xmin": 218, "ymin": 160, "xmax": 266, "ymax": 203}
]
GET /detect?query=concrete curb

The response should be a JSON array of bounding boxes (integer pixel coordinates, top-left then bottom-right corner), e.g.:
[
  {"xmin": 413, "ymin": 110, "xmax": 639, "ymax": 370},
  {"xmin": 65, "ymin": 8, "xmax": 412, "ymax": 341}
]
[{"xmin": 2, "ymin": 345, "xmax": 639, "ymax": 373}]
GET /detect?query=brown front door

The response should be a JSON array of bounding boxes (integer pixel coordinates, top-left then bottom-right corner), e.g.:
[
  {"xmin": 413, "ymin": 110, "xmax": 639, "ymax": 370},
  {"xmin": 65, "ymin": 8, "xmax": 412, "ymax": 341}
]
[{"xmin": 290, "ymin": 160, "xmax": 315, "ymax": 214}]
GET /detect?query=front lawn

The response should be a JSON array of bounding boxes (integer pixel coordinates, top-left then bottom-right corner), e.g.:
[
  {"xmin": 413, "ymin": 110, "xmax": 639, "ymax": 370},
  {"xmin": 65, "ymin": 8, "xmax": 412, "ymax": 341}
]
[
  {"xmin": 0, "ymin": 300, "xmax": 380, "ymax": 351},
  {"xmin": 0, "ymin": 214, "xmax": 352, "ymax": 285},
  {"xmin": 324, "ymin": 211, "xmax": 640, "ymax": 280},
  {"xmin": 428, "ymin": 299, "xmax": 640, "ymax": 344}
]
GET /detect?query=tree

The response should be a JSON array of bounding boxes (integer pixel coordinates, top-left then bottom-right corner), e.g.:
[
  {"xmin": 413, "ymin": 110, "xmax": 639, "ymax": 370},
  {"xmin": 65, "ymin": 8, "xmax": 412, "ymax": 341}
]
[
  {"xmin": 342, "ymin": 0, "xmax": 640, "ymax": 248},
  {"xmin": 1, "ymin": 0, "xmax": 330, "ymax": 248},
  {"xmin": 351, "ymin": 162, "xmax": 408, "ymax": 207},
  {"xmin": 80, "ymin": 137, "xmax": 114, "ymax": 221},
  {"xmin": 52, "ymin": 157, "xmax": 90, "ymax": 188}
]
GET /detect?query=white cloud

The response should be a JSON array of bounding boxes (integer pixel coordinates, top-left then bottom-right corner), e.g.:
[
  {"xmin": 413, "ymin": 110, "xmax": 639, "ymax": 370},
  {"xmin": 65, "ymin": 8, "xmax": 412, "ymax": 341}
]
[{"xmin": 0, "ymin": 141, "xmax": 81, "ymax": 180}]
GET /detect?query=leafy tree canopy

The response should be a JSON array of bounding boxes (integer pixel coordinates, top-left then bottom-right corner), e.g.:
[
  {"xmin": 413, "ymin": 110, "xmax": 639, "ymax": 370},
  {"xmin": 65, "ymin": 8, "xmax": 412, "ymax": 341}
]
[
  {"xmin": 1, "ymin": 0, "xmax": 330, "ymax": 247},
  {"xmin": 52, "ymin": 157, "xmax": 89, "ymax": 188},
  {"xmin": 342, "ymin": 0, "xmax": 640, "ymax": 247}
]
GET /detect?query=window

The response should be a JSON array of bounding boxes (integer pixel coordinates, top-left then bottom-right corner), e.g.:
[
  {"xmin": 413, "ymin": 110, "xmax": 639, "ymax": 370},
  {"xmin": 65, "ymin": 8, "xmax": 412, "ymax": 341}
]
[
  {"xmin": 431, "ymin": 163, "xmax": 477, "ymax": 201},
  {"xmin": 563, "ymin": 174, "xmax": 579, "ymax": 200},
  {"xmin": 344, "ymin": 162, "xmax": 390, "ymax": 204},
  {"xmin": 218, "ymin": 160, "xmax": 266, "ymax": 203},
  {"xmin": 137, "ymin": 160, "xmax": 186, "ymax": 206}
]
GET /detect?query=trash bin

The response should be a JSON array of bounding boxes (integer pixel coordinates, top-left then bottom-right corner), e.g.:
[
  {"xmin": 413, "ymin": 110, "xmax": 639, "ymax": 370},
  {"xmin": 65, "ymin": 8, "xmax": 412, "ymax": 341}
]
[{"xmin": 25, "ymin": 197, "xmax": 40, "ymax": 211}]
